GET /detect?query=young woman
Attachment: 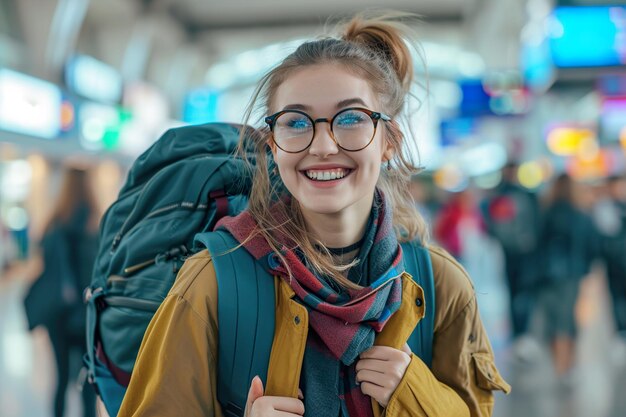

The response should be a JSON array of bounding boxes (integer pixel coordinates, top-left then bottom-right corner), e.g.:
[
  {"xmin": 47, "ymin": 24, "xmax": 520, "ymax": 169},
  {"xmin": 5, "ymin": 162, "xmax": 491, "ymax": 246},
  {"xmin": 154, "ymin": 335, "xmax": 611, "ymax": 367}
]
[{"xmin": 118, "ymin": 13, "xmax": 509, "ymax": 417}]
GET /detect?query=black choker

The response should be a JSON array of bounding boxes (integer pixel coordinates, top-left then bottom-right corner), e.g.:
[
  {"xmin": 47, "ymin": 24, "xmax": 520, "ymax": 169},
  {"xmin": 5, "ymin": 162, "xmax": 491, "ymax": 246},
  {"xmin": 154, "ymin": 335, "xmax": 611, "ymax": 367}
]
[{"xmin": 326, "ymin": 238, "xmax": 365, "ymax": 256}]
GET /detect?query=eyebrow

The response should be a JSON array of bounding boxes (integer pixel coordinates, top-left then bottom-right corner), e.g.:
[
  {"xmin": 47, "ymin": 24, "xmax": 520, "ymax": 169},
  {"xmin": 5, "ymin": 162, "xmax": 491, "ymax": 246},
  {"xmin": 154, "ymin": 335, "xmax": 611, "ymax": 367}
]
[{"xmin": 281, "ymin": 97, "xmax": 369, "ymax": 111}]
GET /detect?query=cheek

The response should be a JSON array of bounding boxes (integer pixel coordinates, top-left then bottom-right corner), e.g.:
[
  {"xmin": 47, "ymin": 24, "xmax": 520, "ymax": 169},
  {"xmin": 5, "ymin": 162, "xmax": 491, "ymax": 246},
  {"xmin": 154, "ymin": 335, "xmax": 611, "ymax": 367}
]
[
  {"xmin": 373, "ymin": 130, "xmax": 391, "ymax": 158},
  {"xmin": 355, "ymin": 151, "xmax": 384, "ymax": 179},
  {"xmin": 274, "ymin": 153, "xmax": 298, "ymax": 180},
  {"xmin": 367, "ymin": 138, "xmax": 388, "ymax": 167}
]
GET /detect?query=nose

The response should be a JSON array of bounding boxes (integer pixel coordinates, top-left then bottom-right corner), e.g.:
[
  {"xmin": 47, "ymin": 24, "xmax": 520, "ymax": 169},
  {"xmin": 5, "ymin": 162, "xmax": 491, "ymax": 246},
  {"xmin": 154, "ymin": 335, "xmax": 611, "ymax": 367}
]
[{"xmin": 308, "ymin": 121, "xmax": 339, "ymax": 158}]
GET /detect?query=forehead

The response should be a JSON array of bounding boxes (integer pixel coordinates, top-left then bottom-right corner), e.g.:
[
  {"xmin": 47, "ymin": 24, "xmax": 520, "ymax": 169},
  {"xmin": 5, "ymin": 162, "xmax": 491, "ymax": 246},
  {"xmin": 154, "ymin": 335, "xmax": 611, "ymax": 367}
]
[{"xmin": 273, "ymin": 63, "xmax": 377, "ymax": 113}]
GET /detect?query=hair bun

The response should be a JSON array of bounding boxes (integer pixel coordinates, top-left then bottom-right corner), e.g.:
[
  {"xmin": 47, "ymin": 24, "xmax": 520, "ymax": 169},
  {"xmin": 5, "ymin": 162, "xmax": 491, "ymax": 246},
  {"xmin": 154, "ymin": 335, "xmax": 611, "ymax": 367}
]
[{"xmin": 342, "ymin": 13, "xmax": 414, "ymax": 92}]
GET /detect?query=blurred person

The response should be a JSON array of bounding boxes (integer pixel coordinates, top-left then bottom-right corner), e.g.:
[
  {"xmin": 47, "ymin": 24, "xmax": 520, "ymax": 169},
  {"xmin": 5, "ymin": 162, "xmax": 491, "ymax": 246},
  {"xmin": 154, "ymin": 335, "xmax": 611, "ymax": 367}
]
[
  {"xmin": 23, "ymin": 165, "xmax": 100, "ymax": 417},
  {"xmin": 594, "ymin": 175, "xmax": 626, "ymax": 358},
  {"xmin": 118, "ymin": 12, "xmax": 509, "ymax": 417},
  {"xmin": 481, "ymin": 163, "xmax": 541, "ymax": 353},
  {"xmin": 433, "ymin": 188, "xmax": 485, "ymax": 262},
  {"xmin": 537, "ymin": 173, "xmax": 597, "ymax": 377},
  {"xmin": 436, "ymin": 188, "xmax": 506, "ymax": 336}
]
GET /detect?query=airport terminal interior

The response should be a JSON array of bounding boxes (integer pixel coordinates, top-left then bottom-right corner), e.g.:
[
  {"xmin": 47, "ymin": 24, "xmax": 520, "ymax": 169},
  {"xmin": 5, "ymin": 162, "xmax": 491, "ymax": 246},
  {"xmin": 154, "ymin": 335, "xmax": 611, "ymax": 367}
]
[{"xmin": 1, "ymin": 0, "xmax": 626, "ymax": 416}]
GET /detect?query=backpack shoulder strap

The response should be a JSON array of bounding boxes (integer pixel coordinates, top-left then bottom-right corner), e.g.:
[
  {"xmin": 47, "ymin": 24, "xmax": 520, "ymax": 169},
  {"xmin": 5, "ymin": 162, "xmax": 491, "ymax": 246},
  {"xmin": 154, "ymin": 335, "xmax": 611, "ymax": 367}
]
[
  {"xmin": 195, "ymin": 230, "xmax": 276, "ymax": 417},
  {"xmin": 400, "ymin": 240, "xmax": 436, "ymax": 368}
]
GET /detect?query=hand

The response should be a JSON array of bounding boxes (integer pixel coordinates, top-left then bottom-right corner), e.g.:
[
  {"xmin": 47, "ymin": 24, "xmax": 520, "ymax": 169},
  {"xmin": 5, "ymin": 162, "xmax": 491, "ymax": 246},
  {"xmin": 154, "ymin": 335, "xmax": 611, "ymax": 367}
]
[
  {"xmin": 244, "ymin": 376, "xmax": 305, "ymax": 417},
  {"xmin": 355, "ymin": 344, "xmax": 412, "ymax": 407}
]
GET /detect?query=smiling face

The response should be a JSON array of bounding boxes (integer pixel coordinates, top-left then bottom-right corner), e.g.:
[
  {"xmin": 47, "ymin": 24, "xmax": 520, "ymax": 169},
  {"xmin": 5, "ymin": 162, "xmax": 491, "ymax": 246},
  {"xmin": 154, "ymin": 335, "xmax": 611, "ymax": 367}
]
[{"xmin": 270, "ymin": 63, "xmax": 394, "ymax": 220}]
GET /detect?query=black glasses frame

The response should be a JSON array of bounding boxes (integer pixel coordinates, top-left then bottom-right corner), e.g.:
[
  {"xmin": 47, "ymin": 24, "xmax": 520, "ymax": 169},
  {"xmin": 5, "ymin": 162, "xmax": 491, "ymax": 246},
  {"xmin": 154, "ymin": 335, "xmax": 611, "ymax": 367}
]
[{"xmin": 264, "ymin": 106, "xmax": 391, "ymax": 153}]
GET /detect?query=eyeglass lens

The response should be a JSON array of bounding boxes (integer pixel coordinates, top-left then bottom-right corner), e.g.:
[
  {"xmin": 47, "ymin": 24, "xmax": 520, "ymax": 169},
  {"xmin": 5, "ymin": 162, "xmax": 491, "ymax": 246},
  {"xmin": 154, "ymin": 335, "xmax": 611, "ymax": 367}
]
[{"xmin": 273, "ymin": 109, "xmax": 375, "ymax": 152}]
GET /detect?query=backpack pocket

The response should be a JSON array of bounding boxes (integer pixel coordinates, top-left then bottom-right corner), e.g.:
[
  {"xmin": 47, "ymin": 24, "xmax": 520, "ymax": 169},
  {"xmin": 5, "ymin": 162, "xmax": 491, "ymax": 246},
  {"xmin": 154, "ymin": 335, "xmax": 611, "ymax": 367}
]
[
  {"xmin": 99, "ymin": 300, "xmax": 159, "ymax": 374},
  {"xmin": 106, "ymin": 266, "xmax": 174, "ymax": 303},
  {"xmin": 99, "ymin": 265, "xmax": 175, "ymax": 374}
]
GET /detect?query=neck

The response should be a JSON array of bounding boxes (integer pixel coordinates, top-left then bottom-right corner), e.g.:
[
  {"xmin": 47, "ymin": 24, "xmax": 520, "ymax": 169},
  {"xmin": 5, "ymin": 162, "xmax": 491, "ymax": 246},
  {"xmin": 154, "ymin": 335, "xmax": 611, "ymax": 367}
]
[{"xmin": 299, "ymin": 193, "xmax": 374, "ymax": 249}]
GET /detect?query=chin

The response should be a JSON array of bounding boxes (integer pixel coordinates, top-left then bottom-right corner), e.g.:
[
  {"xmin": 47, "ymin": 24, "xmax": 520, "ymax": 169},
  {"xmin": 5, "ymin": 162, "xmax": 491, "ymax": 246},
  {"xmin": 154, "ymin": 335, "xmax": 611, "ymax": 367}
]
[{"xmin": 297, "ymin": 198, "xmax": 350, "ymax": 216}]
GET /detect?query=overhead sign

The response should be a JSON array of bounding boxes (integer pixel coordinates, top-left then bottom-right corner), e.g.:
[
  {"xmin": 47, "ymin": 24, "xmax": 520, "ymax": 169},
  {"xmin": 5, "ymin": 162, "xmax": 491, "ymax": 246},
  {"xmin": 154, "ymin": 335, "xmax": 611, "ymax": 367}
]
[
  {"xmin": 0, "ymin": 69, "xmax": 62, "ymax": 139},
  {"xmin": 65, "ymin": 55, "xmax": 123, "ymax": 104},
  {"xmin": 79, "ymin": 102, "xmax": 130, "ymax": 151},
  {"xmin": 557, "ymin": 0, "xmax": 626, "ymax": 6},
  {"xmin": 183, "ymin": 88, "xmax": 220, "ymax": 124},
  {"xmin": 549, "ymin": 6, "xmax": 626, "ymax": 68}
]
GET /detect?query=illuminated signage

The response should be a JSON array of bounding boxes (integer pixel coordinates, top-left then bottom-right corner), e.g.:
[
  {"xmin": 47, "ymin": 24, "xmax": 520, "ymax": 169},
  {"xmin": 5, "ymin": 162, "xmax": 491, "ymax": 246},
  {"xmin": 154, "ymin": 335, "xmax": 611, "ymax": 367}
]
[
  {"xmin": 549, "ymin": 6, "xmax": 626, "ymax": 68},
  {"xmin": 0, "ymin": 69, "xmax": 62, "ymax": 139},
  {"xmin": 65, "ymin": 55, "xmax": 123, "ymax": 104},
  {"xmin": 79, "ymin": 102, "xmax": 131, "ymax": 151}
]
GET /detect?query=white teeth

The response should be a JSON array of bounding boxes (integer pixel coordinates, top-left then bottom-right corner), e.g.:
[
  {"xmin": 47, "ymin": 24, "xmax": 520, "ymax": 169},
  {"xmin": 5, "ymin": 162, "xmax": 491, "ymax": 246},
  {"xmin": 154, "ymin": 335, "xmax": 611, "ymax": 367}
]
[{"xmin": 305, "ymin": 169, "xmax": 349, "ymax": 181}]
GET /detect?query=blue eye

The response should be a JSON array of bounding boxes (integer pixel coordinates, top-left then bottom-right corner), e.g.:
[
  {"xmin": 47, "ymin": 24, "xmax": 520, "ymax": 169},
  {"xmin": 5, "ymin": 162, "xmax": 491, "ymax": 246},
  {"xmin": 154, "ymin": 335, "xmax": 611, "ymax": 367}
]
[
  {"xmin": 286, "ymin": 118, "xmax": 311, "ymax": 129},
  {"xmin": 335, "ymin": 112, "xmax": 367, "ymax": 128}
]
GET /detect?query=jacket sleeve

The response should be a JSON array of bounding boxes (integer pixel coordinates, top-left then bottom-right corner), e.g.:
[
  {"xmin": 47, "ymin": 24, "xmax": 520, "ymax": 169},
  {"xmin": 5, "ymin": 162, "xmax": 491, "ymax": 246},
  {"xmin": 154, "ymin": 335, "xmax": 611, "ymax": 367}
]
[
  {"xmin": 384, "ymin": 295, "xmax": 510, "ymax": 417},
  {"xmin": 117, "ymin": 255, "xmax": 223, "ymax": 417}
]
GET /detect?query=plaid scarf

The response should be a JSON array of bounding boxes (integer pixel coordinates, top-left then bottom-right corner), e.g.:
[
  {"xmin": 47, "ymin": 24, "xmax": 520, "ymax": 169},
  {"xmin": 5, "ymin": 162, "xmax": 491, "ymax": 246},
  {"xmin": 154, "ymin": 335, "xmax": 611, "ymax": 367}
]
[{"xmin": 217, "ymin": 190, "xmax": 404, "ymax": 416}]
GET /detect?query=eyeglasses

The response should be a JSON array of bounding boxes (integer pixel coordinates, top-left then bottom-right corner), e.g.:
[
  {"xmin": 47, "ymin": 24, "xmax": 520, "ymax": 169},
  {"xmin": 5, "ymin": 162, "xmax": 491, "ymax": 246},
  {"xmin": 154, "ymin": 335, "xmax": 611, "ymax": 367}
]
[{"xmin": 265, "ymin": 107, "xmax": 391, "ymax": 153}]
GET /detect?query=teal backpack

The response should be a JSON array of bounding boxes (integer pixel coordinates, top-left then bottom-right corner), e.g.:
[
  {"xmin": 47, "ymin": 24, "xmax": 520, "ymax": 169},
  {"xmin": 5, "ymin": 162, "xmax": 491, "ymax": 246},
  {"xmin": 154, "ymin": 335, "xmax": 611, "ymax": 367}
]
[{"xmin": 84, "ymin": 123, "xmax": 435, "ymax": 417}]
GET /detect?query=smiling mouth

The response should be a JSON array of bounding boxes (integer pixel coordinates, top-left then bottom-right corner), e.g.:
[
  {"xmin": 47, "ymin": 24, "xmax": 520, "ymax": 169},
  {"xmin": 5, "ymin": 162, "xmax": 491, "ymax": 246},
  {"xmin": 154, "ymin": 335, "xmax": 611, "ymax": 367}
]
[{"xmin": 302, "ymin": 168, "xmax": 353, "ymax": 181}]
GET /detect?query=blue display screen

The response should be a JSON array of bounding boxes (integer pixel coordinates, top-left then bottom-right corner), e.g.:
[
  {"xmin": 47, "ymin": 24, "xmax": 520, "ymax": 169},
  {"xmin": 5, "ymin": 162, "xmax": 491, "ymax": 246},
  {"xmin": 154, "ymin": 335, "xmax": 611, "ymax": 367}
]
[
  {"xmin": 458, "ymin": 80, "xmax": 493, "ymax": 117},
  {"xmin": 439, "ymin": 117, "xmax": 478, "ymax": 147},
  {"xmin": 183, "ymin": 88, "xmax": 220, "ymax": 124},
  {"xmin": 549, "ymin": 6, "xmax": 626, "ymax": 68}
]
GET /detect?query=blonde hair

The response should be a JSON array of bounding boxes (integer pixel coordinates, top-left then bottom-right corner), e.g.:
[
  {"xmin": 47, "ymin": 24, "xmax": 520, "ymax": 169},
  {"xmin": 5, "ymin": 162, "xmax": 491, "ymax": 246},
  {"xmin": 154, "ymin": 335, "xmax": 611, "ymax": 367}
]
[{"xmin": 238, "ymin": 12, "xmax": 429, "ymax": 289}]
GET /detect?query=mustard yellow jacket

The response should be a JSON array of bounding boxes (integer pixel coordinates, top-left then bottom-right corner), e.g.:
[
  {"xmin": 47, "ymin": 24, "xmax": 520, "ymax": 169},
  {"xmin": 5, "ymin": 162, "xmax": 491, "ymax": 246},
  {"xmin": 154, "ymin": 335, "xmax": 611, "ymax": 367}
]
[{"xmin": 118, "ymin": 245, "xmax": 510, "ymax": 417}]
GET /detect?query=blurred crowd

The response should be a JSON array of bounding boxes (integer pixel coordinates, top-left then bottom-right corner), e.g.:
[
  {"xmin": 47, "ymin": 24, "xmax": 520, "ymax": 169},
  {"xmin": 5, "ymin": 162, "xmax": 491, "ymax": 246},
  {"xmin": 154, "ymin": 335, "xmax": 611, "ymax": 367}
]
[{"xmin": 416, "ymin": 165, "xmax": 626, "ymax": 381}]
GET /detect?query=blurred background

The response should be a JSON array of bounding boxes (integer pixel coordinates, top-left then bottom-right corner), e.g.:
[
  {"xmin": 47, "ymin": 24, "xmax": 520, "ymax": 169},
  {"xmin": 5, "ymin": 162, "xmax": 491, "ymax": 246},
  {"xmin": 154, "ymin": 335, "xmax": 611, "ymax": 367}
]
[{"xmin": 1, "ymin": 0, "xmax": 626, "ymax": 416}]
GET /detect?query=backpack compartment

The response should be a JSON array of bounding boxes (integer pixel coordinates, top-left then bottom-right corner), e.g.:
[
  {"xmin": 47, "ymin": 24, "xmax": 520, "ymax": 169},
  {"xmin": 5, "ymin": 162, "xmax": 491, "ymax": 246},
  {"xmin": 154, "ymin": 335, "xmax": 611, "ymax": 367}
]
[{"xmin": 99, "ymin": 262, "xmax": 175, "ymax": 375}]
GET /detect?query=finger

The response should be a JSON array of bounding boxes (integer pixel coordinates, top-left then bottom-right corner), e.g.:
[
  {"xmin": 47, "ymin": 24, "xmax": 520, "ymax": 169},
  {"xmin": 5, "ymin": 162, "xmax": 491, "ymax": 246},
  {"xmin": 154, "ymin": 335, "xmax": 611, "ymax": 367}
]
[
  {"xmin": 360, "ymin": 381, "xmax": 390, "ymax": 407},
  {"xmin": 356, "ymin": 369, "xmax": 390, "ymax": 388},
  {"xmin": 359, "ymin": 346, "xmax": 396, "ymax": 360},
  {"xmin": 356, "ymin": 358, "xmax": 390, "ymax": 374},
  {"xmin": 402, "ymin": 343, "xmax": 412, "ymax": 355},
  {"xmin": 262, "ymin": 396, "xmax": 305, "ymax": 415},
  {"xmin": 245, "ymin": 376, "xmax": 264, "ymax": 415},
  {"xmin": 298, "ymin": 388, "xmax": 304, "ymax": 400},
  {"xmin": 273, "ymin": 411, "xmax": 305, "ymax": 417}
]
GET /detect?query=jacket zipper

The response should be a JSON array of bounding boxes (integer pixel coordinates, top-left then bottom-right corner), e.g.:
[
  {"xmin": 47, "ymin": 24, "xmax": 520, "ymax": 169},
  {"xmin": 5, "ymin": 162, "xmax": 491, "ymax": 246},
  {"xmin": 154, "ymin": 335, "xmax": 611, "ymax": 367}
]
[{"xmin": 119, "ymin": 245, "xmax": 191, "ymax": 276}]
